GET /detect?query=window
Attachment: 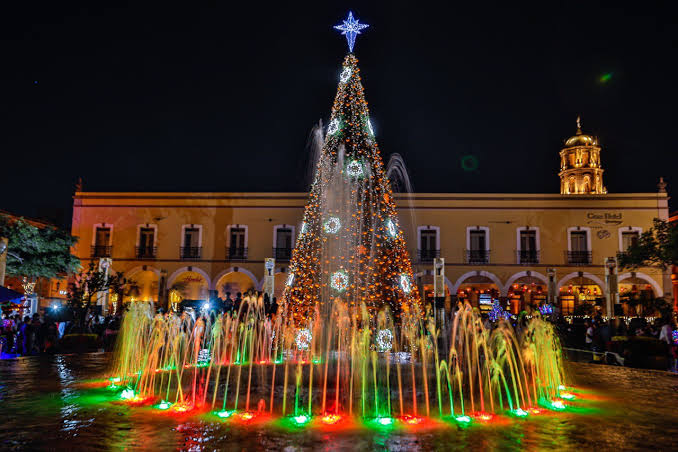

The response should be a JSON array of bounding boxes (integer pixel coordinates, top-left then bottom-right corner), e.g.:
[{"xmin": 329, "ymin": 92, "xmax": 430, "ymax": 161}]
[
  {"xmin": 417, "ymin": 226, "xmax": 440, "ymax": 263},
  {"xmin": 137, "ymin": 226, "xmax": 156, "ymax": 259},
  {"xmin": 517, "ymin": 228, "xmax": 539, "ymax": 264},
  {"xmin": 181, "ymin": 225, "xmax": 202, "ymax": 260},
  {"xmin": 567, "ymin": 227, "xmax": 591, "ymax": 265},
  {"xmin": 273, "ymin": 225, "xmax": 294, "ymax": 261},
  {"xmin": 466, "ymin": 226, "xmax": 489, "ymax": 264},
  {"xmin": 619, "ymin": 227, "xmax": 642, "ymax": 252},
  {"xmin": 92, "ymin": 225, "xmax": 112, "ymax": 257},
  {"xmin": 227, "ymin": 225, "xmax": 248, "ymax": 260}
]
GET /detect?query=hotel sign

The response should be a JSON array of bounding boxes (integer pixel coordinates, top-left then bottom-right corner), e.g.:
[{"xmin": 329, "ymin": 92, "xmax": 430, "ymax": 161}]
[{"xmin": 586, "ymin": 212, "xmax": 622, "ymax": 225}]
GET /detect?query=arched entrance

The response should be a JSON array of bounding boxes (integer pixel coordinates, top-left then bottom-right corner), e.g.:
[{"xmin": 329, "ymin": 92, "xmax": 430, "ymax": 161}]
[
  {"xmin": 453, "ymin": 271, "xmax": 502, "ymax": 312},
  {"xmin": 168, "ymin": 270, "xmax": 210, "ymax": 302},
  {"xmin": 557, "ymin": 272, "xmax": 605, "ymax": 316},
  {"xmin": 415, "ymin": 272, "xmax": 453, "ymax": 309},
  {"xmin": 213, "ymin": 269, "xmax": 256, "ymax": 300},
  {"xmin": 125, "ymin": 266, "xmax": 160, "ymax": 303},
  {"xmin": 505, "ymin": 271, "xmax": 548, "ymax": 314},
  {"xmin": 618, "ymin": 272, "xmax": 661, "ymax": 316}
]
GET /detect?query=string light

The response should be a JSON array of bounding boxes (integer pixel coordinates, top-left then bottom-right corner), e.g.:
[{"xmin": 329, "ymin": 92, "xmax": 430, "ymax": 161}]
[
  {"xmin": 334, "ymin": 11, "xmax": 369, "ymax": 53},
  {"xmin": 296, "ymin": 328, "xmax": 312, "ymax": 350},
  {"xmin": 323, "ymin": 217, "xmax": 341, "ymax": 234},
  {"xmin": 331, "ymin": 270, "xmax": 349, "ymax": 292},
  {"xmin": 367, "ymin": 118, "xmax": 375, "ymax": 136},
  {"xmin": 340, "ymin": 67, "xmax": 352, "ymax": 83},
  {"xmin": 327, "ymin": 118, "xmax": 340, "ymax": 136},
  {"xmin": 346, "ymin": 159, "xmax": 363, "ymax": 177},
  {"xmin": 385, "ymin": 218, "xmax": 397, "ymax": 238},
  {"xmin": 376, "ymin": 329, "xmax": 393, "ymax": 352},
  {"xmin": 400, "ymin": 274, "xmax": 411, "ymax": 294}
]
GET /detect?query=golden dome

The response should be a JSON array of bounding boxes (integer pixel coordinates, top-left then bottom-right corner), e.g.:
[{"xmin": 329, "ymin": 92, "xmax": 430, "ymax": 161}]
[{"xmin": 564, "ymin": 116, "xmax": 598, "ymax": 147}]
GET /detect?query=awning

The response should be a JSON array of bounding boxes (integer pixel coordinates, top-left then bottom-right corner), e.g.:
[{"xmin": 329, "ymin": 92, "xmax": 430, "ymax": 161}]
[{"xmin": 0, "ymin": 286, "xmax": 25, "ymax": 304}]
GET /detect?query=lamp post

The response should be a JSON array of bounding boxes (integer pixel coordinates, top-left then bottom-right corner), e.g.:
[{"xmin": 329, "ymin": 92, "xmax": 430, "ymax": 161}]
[{"xmin": 605, "ymin": 256, "xmax": 619, "ymax": 317}]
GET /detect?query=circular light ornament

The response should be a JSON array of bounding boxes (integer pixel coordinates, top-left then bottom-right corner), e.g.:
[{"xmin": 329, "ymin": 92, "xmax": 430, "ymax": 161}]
[
  {"xmin": 331, "ymin": 270, "xmax": 349, "ymax": 292},
  {"xmin": 376, "ymin": 329, "xmax": 393, "ymax": 352},
  {"xmin": 346, "ymin": 159, "xmax": 363, "ymax": 178},
  {"xmin": 286, "ymin": 272, "xmax": 295, "ymax": 286},
  {"xmin": 384, "ymin": 218, "xmax": 397, "ymax": 238},
  {"xmin": 400, "ymin": 274, "xmax": 412, "ymax": 294},
  {"xmin": 339, "ymin": 67, "xmax": 352, "ymax": 83},
  {"xmin": 296, "ymin": 328, "xmax": 312, "ymax": 351},
  {"xmin": 323, "ymin": 217, "xmax": 341, "ymax": 234},
  {"xmin": 327, "ymin": 118, "xmax": 340, "ymax": 136}
]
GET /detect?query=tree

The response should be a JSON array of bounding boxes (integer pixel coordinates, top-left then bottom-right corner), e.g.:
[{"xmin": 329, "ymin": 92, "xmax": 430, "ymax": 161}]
[
  {"xmin": 618, "ymin": 218, "xmax": 678, "ymax": 270},
  {"xmin": 284, "ymin": 52, "xmax": 421, "ymax": 326},
  {"xmin": 67, "ymin": 262, "xmax": 128, "ymax": 329},
  {"xmin": 0, "ymin": 214, "xmax": 80, "ymax": 286}
]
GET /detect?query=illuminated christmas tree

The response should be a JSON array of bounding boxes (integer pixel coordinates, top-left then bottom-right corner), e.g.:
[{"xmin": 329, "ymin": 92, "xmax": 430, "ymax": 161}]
[{"xmin": 284, "ymin": 12, "xmax": 421, "ymax": 325}]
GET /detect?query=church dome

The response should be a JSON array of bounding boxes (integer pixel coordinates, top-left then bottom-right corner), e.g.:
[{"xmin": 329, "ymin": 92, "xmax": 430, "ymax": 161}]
[{"xmin": 564, "ymin": 116, "xmax": 598, "ymax": 147}]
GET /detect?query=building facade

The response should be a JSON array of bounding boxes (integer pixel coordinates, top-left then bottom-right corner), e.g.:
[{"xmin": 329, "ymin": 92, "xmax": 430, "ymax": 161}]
[{"xmin": 70, "ymin": 122, "xmax": 672, "ymax": 315}]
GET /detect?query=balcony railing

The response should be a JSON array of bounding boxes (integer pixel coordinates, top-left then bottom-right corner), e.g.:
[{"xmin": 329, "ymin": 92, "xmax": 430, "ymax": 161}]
[
  {"xmin": 135, "ymin": 246, "xmax": 157, "ymax": 259},
  {"xmin": 417, "ymin": 248, "xmax": 440, "ymax": 263},
  {"xmin": 226, "ymin": 247, "xmax": 248, "ymax": 261},
  {"xmin": 180, "ymin": 246, "xmax": 202, "ymax": 260},
  {"xmin": 516, "ymin": 249, "xmax": 540, "ymax": 264},
  {"xmin": 91, "ymin": 245, "xmax": 112, "ymax": 258},
  {"xmin": 465, "ymin": 249, "xmax": 490, "ymax": 265},
  {"xmin": 273, "ymin": 247, "xmax": 292, "ymax": 262},
  {"xmin": 566, "ymin": 250, "xmax": 592, "ymax": 265}
]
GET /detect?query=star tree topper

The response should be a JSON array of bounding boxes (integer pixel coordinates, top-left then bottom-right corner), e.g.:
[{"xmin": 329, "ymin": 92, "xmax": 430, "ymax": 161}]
[{"xmin": 334, "ymin": 11, "xmax": 369, "ymax": 53}]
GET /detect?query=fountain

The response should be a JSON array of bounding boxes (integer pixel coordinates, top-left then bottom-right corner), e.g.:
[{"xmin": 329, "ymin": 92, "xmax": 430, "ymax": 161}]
[{"xmin": 102, "ymin": 12, "xmax": 569, "ymax": 430}]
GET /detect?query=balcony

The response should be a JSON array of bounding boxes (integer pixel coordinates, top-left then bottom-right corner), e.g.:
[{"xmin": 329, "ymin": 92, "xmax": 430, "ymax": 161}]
[
  {"xmin": 226, "ymin": 247, "xmax": 248, "ymax": 261},
  {"xmin": 180, "ymin": 246, "xmax": 202, "ymax": 260},
  {"xmin": 516, "ymin": 249, "xmax": 540, "ymax": 265},
  {"xmin": 91, "ymin": 245, "xmax": 112, "ymax": 258},
  {"xmin": 135, "ymin": 246, "xmax": 157, "ymax": 260},
  {"xmin": 417, "ymin": 248, "xmax": 440, "ymax": 263},
  {"xmin": 566, "ymin": 251, "xmax": 592, "ymax": 265},
  {"xmin": 465, "ymin": 249, "xmax": 490, "ymax": 265},
  {"xmin": 273, "ymin": 247, "xmax": 292, "ymax": 262}
]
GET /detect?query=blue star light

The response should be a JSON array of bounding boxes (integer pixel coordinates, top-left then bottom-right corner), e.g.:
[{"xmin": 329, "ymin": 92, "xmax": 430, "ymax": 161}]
[{"xmin": 334, "ymin": 11, "xmax": 369, "ymax": 53}]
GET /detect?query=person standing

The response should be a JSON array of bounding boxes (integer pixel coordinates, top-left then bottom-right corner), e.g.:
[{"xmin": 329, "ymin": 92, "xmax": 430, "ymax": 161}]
[{"xmin": 585, "ymin": 320, "xmax": 594, "ymax": 350}]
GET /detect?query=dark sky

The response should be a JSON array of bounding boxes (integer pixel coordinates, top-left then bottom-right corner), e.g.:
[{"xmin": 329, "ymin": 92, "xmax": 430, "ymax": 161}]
[{"xmin": 3, "ymin": 1, "xmax": 677, "ymax": 227}]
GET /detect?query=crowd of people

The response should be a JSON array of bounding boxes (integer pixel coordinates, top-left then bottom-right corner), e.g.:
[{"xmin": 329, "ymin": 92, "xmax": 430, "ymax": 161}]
[{"xmin": 0, "ymin": 311, "xmax": 123, "ymax": 357}]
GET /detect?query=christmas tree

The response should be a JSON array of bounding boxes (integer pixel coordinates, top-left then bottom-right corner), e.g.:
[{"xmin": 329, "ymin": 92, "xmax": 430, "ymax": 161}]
[{"xmin": 284, "ymin": 12, "xmax": 421, "ymax": 325}]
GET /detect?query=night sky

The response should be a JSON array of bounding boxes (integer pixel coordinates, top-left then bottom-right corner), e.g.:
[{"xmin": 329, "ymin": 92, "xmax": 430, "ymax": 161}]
[{"xmin": 3, "ymin": 1, "xmax": 677, "ymax": 227}]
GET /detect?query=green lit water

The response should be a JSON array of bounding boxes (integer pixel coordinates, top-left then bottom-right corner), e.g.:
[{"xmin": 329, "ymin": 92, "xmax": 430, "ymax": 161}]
[{"xmin": 0, "ymin": 353, "xmax": 677, "ymax": 450}]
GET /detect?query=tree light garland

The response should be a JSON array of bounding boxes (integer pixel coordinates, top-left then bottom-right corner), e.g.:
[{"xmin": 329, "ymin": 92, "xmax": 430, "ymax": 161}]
[
  {"xmin": 295, "ymin": 328, "xmax": 312, "ymax": 350},
  {"xmin": 376, "ymin": 329, "xmax": 393, "ymax": 352},
  {"xmin": 340, "ymin": 67, "xmax": 352, "ymax": 83},
  {"xmin": 385, "ymin": 218, "xmax": 397, "ymax": 238},
  {"xmin": 323, "ymin": 217, "xmax": 341, "ymax": 234},
  {"xmin": 346, "ymin": 159, "xmax": 363, "ymax": 177},
  {"xmin": 327, "ymin": 118, "xmax": 340, "ymax": 136},
  {"xmin": 400, "ymin": 274, "xmax": 411, "ymax": 294},
  {"xmin": 331, "ymin": 270, "xmax": 349, "ymax": 292},
  {"xmin": 367, "ymin": 118, "xmax": 375, "ymax": 136}
]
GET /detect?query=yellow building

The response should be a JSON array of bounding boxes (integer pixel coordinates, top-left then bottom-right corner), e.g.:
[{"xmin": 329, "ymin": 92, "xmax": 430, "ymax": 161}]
[{"xmin": 70, "ymin": 122, "xmax": 671, "ymax": 316}]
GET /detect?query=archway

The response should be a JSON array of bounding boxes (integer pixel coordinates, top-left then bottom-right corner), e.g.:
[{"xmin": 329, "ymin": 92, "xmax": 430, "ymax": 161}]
[
  {"xmin": 168, "ymin": 270, "xmax": 209, "ymax": 302},
  {"xmin": 415, "ymin": 271, "xmax": 453, "ymax": 308},
  {"xmin": 453, "ymin": 271, "xmax": 503, "ymax": 312},
  {"xmin": 557, "ymin": 272, "xmax": 605, "ymax": 315},
  {"xmin": 125, "ymin": 267, "xmax": 160, "ymax": 303},
  {"xmin": 214, "ymin": 269, "xmax": 256, "ymax": 300},
  {"xmin": 504, "ymin": 271, "xmax": 549, "ymax": 314},
  {"xmin": 618, "ymin": 272, "xmax": 662, "ymax": 316}
]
